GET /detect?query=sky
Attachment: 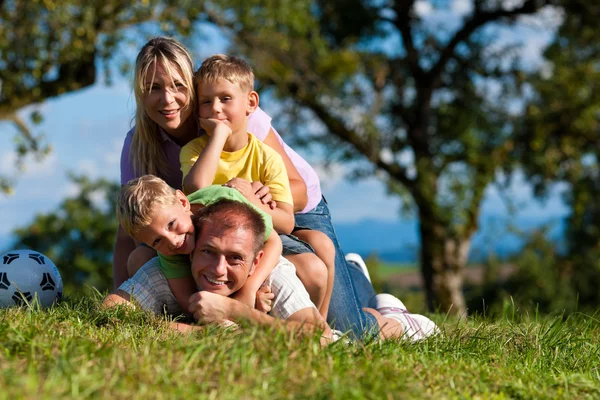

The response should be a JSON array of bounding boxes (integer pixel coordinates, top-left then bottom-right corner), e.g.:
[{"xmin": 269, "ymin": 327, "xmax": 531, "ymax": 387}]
[{"xmin": 0, "ymin": 1, "xmax": 570, "ymax": 249}]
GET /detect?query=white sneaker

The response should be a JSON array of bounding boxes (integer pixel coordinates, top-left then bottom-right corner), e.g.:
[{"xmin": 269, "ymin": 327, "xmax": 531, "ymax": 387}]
[
  {"xmin": 370, "ymin": 293, "xmax": 439, "ymax": 342},
  {"xmin": 345, "ymin": 253, "xmax": 371, "ymax": 282},
  {"xmin": 368, "ymin": 293, "xmax": 407, "ymax": 311},
  {"xmin": 380, "ymin": 309, "xmax": 439, "ymax": 342}
]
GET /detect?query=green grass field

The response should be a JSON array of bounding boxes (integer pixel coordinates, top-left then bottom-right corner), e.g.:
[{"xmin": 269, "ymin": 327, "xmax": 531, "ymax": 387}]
[{"xmin": 2, "ymin": 295, "xmax": 599, "ymax": 399}]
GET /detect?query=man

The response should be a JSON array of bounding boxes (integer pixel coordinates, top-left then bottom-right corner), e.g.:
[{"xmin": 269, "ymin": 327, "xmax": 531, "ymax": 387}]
[{"xmin": 103, "ymin": 199, "xmax": 333, "ymax": 344}]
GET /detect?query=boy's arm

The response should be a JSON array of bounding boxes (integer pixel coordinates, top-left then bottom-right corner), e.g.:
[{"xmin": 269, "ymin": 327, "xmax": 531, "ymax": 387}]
[
  {"xmin": 225, "ymin": 178, "xmax": 295, "ymax": 234},
  {"xmin": 182, "ymin": 119, "xmax": 231, "ymax": 194},
  {"xmin": 167, "ymin": 277, "xmax": 197, "ymax": 314},
  {"xmin": 231, "ymin": 232, "xmax": 282, "ymax": 307},
  {"xmin": 263, "ymin": 128, "xmax": 308, "ymax": 212}
]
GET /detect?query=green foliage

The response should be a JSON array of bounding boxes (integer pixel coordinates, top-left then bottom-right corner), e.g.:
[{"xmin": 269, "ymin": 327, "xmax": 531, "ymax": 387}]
[
  {"xmin": 211, "ymin": 0, "xmax": 577, "ymax": 313},
  {"xmin": 514, "ymin": 1, "xmax": 600, "ymax": 313},
  {"xmin": 2, "ymin": 296, "xmax": 600, "ymax": 398},
  {"xmin": 12, "ymin": 175, "xmax": 119, "ymax": 295},
  {"xmin": 0, "ymin": 0, "xmax": 207, "ymax": 192}
]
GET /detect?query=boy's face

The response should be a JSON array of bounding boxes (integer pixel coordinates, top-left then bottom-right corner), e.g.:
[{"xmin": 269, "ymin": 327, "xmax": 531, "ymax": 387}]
[
  {"xmin": 197, "ymin": 79, "xmax": 258, "ymax": 136},
  {"xmin": 190, "ymin": 220, "xmax": 262, "ymax": 296},
  {"xmin": 135, "ymin": 191, "xmax": 196, "ymax": 256}
]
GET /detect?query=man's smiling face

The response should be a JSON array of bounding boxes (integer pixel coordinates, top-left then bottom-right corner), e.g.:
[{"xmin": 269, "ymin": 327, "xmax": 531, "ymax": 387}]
[{"xmin": 190, "ymin": 220, "xmax": 261, "ymax": 296}]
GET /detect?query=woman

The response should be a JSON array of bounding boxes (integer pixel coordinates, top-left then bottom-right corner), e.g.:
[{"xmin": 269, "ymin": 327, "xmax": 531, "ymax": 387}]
[{"xmin": 115, "ymin": 37, "xmax": 434, "ymax": 340}]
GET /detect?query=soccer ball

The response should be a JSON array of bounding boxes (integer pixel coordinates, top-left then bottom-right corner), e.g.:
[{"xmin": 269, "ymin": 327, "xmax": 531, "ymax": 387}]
[{"xmin": 0, "ymin": 249, "xmax": 63, "ymax": 308}]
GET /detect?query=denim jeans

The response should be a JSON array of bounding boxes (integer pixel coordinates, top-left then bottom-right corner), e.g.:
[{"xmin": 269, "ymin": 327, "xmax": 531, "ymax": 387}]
[{"xmin": 295, "ymin": 198, "xmax": 378, "ymax": 339}]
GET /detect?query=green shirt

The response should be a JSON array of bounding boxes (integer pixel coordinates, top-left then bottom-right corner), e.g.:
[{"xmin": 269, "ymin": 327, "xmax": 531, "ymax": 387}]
[{"xmin": 158, "ymin": 185, "xmax": 273, "ymax": 279}]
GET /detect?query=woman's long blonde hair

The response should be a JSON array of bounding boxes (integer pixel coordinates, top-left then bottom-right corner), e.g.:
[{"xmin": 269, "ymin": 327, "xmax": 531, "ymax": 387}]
[{"xmin": 131, "ymin": 37, "xmax": 197, "ymax": 177}]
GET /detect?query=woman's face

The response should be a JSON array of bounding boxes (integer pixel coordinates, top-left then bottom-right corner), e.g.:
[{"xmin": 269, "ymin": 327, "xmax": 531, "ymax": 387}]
[{"xmin": 143, "ymin": 61, "xmax": 193, "ymax": 139}]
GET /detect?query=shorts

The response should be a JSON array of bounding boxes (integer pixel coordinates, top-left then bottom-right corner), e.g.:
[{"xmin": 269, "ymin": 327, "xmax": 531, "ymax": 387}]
[{"xmin": 280, "ymin": 233, "xmax": 314, "ymax": 256}]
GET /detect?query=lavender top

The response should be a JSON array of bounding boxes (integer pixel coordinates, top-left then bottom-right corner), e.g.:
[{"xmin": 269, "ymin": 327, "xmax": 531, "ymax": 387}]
[{"xmin": 120, "ymin": 107, "xmax": 322, "ymax": 213}]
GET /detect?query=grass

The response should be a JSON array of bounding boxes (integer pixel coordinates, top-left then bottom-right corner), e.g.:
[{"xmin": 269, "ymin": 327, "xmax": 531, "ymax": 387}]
[{"xmin": 1, "ymin": 295, "xmax": 600, "ymax": 399}]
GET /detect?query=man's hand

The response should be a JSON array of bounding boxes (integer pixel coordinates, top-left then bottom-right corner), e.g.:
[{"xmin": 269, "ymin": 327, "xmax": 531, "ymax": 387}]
[
  {"xmin": 188, "ymin": 291, "xmax": 233, "ymax": 324},
  {"xmin": 251, "ymin": 181, "xmax": 277, "ymax": 210},
  {"xmin": 199, "ymin": 118, "xmax": 232, "ymax": 138},
  {"xmin": 255, "ymin": 285, "xmax": 275, "ymax": 314}
]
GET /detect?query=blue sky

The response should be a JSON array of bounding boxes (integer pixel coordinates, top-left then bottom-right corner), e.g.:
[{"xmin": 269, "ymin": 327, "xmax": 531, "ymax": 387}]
[{"xmin": 0, "ymin": 2, "xmax": 570, "ymax": 248}]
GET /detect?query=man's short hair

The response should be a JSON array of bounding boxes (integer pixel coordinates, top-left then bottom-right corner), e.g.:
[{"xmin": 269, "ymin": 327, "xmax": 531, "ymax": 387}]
[
  {"xmin": 196, "ymin": 54, "xmax": 255, "ymax": 93},
  {"xmin": 193, "ymin": 199, "xmax": 266, "ymax": 256},
  {"xmin": 116, "ymin": 175, "xmax": 178, "ymax": 237}
]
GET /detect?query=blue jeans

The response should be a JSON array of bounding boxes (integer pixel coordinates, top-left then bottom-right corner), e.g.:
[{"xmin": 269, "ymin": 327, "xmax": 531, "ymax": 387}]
[{"xmin": 295, "ymin": 198, "xmax": 378, "ymax": 339}]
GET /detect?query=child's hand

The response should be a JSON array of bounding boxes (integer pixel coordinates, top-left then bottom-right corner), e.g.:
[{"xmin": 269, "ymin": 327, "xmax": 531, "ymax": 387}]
[
  {"xmin": 251, "ymin": 181, "xmax": 277, "ymax": 210},
  {"xmin": 200, "ymin": 118, "xmax": 232, "ymax": 138},
  {"xmin": 255, "ymin": 285, "xmax": 274, "ymax": 314},
  {"xmin": 230, "ymin": 286, "xmax": 257, "ymax": 308},
  {"xmin": 224, "ymin": 177, "xmax": 255, "ymax": 200}
]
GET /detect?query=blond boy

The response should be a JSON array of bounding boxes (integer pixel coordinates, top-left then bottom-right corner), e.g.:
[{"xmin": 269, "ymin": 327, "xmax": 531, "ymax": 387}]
[
  {"xmin": 116, "ymin": 175, "xmax": 282, "ymax": 312},
  {"xmin": 179, "ymin": 55, "xmax": 335, "ymax": 318}
]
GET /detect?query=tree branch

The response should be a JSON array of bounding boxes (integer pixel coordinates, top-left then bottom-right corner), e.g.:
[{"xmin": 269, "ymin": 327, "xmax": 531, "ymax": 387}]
[{"xmin": 427, "ymin": 0, "xmax": 550, "ymax": 89}]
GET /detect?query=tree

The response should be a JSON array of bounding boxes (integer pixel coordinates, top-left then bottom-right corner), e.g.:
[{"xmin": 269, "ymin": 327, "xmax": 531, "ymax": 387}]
[
  {"xmin": 0, "ymin": 0, "xmax": 204, "ymax": 192},
  {"xmin": 201, "ymin": 0, "xmax": 573, "ymax": 314},
  {"xmin": 515, "ymin": 1, "xmax": 600, "ymax": 308},
  {"xmin": 12, "ymin": 175, "xmax": 120, "ymax": 294}
]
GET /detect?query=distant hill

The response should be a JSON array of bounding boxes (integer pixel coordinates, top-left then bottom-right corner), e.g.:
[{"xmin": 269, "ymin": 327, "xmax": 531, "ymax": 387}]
[
  {"xmin": 1, "ymin": 214, "xmax": 567, "ymax": 263},
  {"xmin": 335, "ymin": 214, "xmax": 567, "ymax": 263}
]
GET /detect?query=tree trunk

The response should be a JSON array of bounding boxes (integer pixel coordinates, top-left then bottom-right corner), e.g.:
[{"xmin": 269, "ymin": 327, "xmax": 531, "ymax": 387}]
[{"xmin": 419, "ymin": 209, "xmax": 471, "ymax": 316}]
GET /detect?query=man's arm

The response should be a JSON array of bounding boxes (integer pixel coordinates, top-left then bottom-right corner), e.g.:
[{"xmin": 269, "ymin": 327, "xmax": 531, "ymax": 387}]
[
  {"xmin": 188, "ymin": 291, "xmax": 332, "ymax": 345},
  {"xmin": 101, "ymin": 291, "xmax": 203, "ymax": 334}
]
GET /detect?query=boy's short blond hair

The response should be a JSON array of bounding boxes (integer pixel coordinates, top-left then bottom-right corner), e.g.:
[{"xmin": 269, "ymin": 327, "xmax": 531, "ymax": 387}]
[
  {"xmin": 116, "ymin": 175, "xmax": 179, "ymax": 238},
  {"xmin": 196, "ymin": 54, "xmax": 255, "ymax": 93}
]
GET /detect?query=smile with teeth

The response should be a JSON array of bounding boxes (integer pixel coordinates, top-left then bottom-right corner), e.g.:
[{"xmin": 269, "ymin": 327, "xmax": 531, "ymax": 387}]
[
  {"xmin": 160, "ymin": 109, "xmax": 179, "ymax": 116},
  {"xmin": 205, "ymin": 275, "xmax": 227, "ymax": 286}
]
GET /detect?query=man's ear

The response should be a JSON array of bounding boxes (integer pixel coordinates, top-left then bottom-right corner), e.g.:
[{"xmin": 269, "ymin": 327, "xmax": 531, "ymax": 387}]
[
  {"xmin": 248, "ymin": 249, "xmax": 264, "ymax": 276},
  {"xmin": 175, "ymin": 190, "xmax": 191, "ymax": 212},
  {"xmin": 246, "ymin": 91, "xmax": 259, "ymax": 115}
]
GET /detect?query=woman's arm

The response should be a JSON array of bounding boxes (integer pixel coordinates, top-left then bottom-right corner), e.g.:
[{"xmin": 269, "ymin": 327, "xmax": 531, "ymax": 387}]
[
  {"xmin": 263, "ymin": 128, "xmax": 308, "ymax": 212},
  {"xmin": 112, "ymin": 225, "xmax": 136, "ymax": 289}
]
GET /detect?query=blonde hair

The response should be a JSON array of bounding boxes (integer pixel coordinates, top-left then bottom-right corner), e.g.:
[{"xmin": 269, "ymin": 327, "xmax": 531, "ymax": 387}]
[
  {"xmin": 116, "ymin": 175, "xmax": 179, "ymax": 238},
  {"xmin": 196, "ymin": 54, "xmax": 255, "ymax": 93},
  {"xmin": 131, "ymin": 37, "xmax": 197, "ymax": 177}
]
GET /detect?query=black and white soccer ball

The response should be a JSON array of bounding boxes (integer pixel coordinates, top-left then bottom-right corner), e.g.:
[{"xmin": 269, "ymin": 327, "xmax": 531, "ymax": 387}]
[{"xmin": 0, "ymin": 249, "xmax": 63, "ymax": 308}]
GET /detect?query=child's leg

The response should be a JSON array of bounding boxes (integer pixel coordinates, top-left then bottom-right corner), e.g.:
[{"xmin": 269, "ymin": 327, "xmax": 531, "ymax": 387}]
[
  {"xmin": 167, "ymin": 277, "xmax": 197, "ymax": 316},
  {"xmin": 293, "ymin": 229, "xmax": 335, "ymax": 320},
  {"xmin": 284, "ymin": 252, "xmax": 328, "ymax": 312},
  {"xmin": 127, "ymin": 245, "xmax": 157, "ymax": 277}
]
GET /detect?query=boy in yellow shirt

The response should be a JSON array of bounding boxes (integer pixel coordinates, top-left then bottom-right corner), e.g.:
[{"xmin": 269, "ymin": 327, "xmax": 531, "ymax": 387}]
[{"xmin": 180, "ymin": 55, "xmax": 334, "ymax": 318}]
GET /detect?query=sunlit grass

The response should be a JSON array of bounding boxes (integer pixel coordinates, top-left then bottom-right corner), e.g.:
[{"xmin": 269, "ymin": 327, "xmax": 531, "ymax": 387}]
[{"xmin": 1, "ymin": 294, "xmax": 599, "ymax": 399}]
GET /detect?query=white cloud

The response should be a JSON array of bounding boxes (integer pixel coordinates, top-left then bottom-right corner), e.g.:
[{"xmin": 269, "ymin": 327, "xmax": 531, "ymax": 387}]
[
  {"xmin": 452, "ymin": 0, "xmax": 473, "ymax": 16},
  {"xmin": 414, "ymin": 1, "xmax": 433, "ymax": 17},
  {"xmin": 0, "ymin": 151, "xmax": 58, "ymax": 178}
]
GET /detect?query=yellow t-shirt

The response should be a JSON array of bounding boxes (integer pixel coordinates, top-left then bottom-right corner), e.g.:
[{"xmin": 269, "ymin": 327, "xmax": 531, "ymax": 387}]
[{"xmin": 180, "ymin": 133, "xmax": 293, "ymax": 206}]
